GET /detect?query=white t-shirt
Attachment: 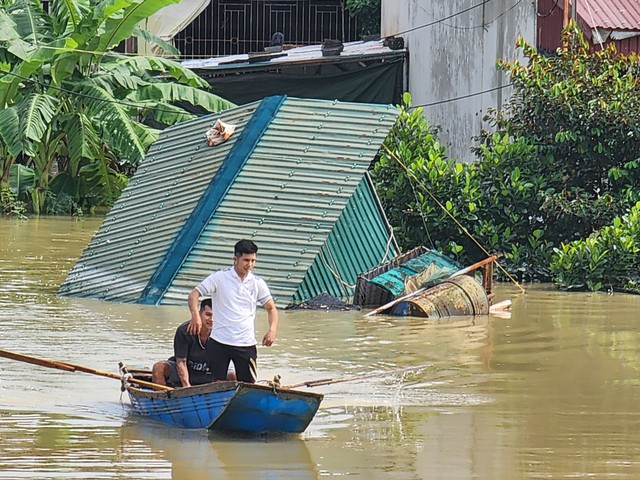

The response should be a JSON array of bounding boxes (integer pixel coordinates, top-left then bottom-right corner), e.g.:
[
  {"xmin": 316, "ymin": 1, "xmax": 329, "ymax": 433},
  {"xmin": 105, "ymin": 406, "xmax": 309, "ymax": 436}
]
[{"xmin": 195, "ymin": 267, "xmax": 272, "ymax": 346}]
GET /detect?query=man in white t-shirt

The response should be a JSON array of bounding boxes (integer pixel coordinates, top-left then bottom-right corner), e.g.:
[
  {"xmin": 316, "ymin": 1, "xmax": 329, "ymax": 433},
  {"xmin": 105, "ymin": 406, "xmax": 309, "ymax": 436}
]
[{"xmin": 187, "ymin": 239, "xmax": 279, "ymax": 383}]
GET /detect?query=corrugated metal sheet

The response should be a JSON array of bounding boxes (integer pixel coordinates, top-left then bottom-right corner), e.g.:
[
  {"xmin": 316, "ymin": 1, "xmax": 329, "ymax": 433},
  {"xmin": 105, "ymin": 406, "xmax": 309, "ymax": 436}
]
[
  {"xmin": 58, "ymin": 102, "xmax": 260, "ymax": 301},
  {"xmin": 181, "ymin": 39, "xmax": 405, "ymax": 71},
  {"xmin": 538, "ymin": 0, "xmax": 640, "ymax": 53},
  {"xmin": 60, "ymin": 96, "xmax": 399, "ymax": 307},
  {"xmin": 292, "ymin": 175, "xmax": 398, "ymax": 303},
  {"xmin": 576, "ymin": 0, "xmax": 640, "ymax": 30},
  {"xmin": 164, "ymin": 97, "xmax": 399, "ymax": 306}
]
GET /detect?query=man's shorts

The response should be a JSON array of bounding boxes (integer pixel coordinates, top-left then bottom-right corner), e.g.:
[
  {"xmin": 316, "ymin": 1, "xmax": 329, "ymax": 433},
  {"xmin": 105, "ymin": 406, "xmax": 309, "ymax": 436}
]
[
  {"xmin": 165, "ymin": 359, "xmax": 182, "ymax": 387},
  {"xmin": 164, "ymin": 359, "xmax": 236, "ymax": 387}
]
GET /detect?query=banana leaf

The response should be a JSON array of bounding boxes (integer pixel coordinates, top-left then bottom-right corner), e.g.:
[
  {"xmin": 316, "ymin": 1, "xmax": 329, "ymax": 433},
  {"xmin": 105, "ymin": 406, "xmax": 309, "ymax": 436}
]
[{"xmin": 8, "ymin": 164, "xmax": 35, "ymax": 196}]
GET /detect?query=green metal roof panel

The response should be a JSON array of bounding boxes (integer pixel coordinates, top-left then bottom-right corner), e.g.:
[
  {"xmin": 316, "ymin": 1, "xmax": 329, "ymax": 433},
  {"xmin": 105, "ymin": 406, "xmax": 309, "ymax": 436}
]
[
  {"xmin": 163, "ymin": 97, "xmax": 398, "ymax": 306},
  {"xmin": 293, "ymin": 176, "xmax": 398, "ymax": 303},
  {"xmin": 60, "ymin": 96, "xmax": 399, "ymax": 306},
  {"xmin": 58, "ymin": 102, "xmax": 260, "ymax": 301}
]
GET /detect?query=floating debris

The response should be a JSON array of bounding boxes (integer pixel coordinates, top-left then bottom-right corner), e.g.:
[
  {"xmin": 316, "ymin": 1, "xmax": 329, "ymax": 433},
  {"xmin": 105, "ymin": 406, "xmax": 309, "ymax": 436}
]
[{"xmin": 285, "ymin": 293, "xmax": 361, "ymax": 311}]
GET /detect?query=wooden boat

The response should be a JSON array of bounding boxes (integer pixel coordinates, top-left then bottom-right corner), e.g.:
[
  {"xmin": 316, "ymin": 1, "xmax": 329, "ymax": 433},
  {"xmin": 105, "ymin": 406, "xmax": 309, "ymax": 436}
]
[
  {"xmin": 123, "ymin": 373, "xmax": 323, "ymax": 434},
  {"xmin": 0, "ymin": 349, "xmax": 427, "ymax": 436}
]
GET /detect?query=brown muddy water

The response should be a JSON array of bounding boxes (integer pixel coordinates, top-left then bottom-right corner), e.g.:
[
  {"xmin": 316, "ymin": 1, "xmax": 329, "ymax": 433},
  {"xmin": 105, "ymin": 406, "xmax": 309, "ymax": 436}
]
[{"xmin": 2, "ymin": 217, "xmax": 640, "ymax": 479}]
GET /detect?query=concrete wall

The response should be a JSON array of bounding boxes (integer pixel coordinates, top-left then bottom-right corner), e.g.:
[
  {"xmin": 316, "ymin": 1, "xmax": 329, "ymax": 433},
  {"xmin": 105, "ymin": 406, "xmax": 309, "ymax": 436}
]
[{"xmin": 382, "ymin": 0, "xmax": 535, "ymax": 163}]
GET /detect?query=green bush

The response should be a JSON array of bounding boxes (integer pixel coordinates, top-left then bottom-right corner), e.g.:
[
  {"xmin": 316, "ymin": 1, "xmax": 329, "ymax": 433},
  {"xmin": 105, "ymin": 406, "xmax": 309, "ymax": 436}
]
[
  {"xmin": 373, "ymin": 94, "xmax": 556, "ymax": 280},
  {"xmin": 373, "ymin": 93, "xmax": 467, "ymax": 254},
  {"xmin": 550, "ymin": 202, "xmax": 640, "ymax": 292},
  {"xmin": 373, "ymin": 26, "xmax": 640, "ymax": 288},
  {"xmin": 1, "ymin": 187, "xmax": 27, "ymax": 219}
]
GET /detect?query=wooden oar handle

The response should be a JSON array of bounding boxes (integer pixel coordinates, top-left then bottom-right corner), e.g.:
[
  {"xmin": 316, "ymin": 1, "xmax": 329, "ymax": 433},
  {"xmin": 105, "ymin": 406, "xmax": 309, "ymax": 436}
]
[
  {"xmin": 285, "ymin": 378, "xmax": 334, "ymax": 389},
  {"xmin": 0, "ymin": 348, "xmax": 172, "ymax": 391},
  {"xmin": 0, "ymin": 349, "xmax": 76, "ymax": 372}
]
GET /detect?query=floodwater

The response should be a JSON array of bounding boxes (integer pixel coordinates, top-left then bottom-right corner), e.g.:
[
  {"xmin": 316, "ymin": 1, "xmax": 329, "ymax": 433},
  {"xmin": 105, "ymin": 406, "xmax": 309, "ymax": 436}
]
[{"xmin": 2, "ymin": 217, "xmax": 640, "ymax": 479}]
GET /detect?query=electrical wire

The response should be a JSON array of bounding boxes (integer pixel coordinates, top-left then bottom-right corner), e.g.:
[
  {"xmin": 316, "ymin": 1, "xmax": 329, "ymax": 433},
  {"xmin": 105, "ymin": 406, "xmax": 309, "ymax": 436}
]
[
  {"xmin": 584, "ymin": 0, "xmax": 605, "ymax": 50},
  {"xmin": 410, "ymin": 0, "xmax": 524, "ymax": 31},
  {"xmin": 537, "ymin": 0, "xmax": 559, "ymax": 17},
  {"xmin": 389, "ymin": 0, "xmax": 493, "ymax": 37},
  {"xmin": 411, "ymin": 83, "xmax": 513, "ymax": 108},
  {"xmin": 389, "ymin": 1, "xmax": 521, "ymax": 108}
]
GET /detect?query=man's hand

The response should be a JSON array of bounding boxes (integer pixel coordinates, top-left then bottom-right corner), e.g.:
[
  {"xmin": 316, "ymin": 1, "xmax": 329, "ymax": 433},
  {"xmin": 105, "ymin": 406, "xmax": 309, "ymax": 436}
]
[
  {"xmin": 262, "ymin": 329, "xmax": 276, "ymax": 346},
  {"xmin": 187, "ymin": 314, "xmax": 201, "ymax": 335}
]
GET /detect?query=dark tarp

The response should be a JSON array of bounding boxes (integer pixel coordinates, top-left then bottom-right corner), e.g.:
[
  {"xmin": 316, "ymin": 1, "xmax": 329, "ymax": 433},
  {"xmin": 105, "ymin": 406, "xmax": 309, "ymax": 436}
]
[{"xmin": 194, "ymin": 58, "xmax": 404, "ymax": 105}]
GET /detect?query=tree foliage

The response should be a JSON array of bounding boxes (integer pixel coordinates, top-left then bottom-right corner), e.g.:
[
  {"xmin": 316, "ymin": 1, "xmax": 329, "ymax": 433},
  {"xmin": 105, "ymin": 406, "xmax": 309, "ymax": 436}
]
[
  {"xmin": 550, "ymin": 202, "xmax": 640, "ymax": 293},
  {"xmin": 485, "ymin": 23, "xmax": 640, "ymax": 208},
  {"xmin": 0, "ymin": 0, "xmax": 235, "ymax": 214},
  {"xmin": 373, "ymin": 94, "xmax": 554, "ymax": 280},
  {"xmin": 345, "ymin": 0, "xmax": 381, "ymax": 36},
  {"xmin": 374, "ymin": 25, "xmax": 640, "ymax": 289}
]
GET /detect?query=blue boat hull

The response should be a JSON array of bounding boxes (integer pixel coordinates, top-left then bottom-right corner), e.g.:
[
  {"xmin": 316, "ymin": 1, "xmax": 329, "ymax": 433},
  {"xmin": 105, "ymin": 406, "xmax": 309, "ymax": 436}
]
[
  {"xmin": 126, "ymin": 380, "xmax": 323, "ymax": 434},
  {"xmin": 210, "ymin": 383, "xmax": 322, "ymax": 434},
  {"xmin": 127, "ymin": 381, "xmax": 238, "ymax": 429}
]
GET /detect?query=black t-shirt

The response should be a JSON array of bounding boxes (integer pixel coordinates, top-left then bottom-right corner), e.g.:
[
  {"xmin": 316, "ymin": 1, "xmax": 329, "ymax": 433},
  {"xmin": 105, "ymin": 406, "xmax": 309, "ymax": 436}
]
[{"xmin": 169, "ymin": 321, "xmax": 213, "ymax": 385}]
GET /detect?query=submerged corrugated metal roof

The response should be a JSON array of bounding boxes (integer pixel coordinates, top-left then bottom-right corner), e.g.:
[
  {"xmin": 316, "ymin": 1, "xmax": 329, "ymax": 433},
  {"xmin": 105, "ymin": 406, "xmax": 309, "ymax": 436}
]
[
  {"xmin": 58, "ymin": 102, "xmax": 260, "ymax": 303},
  {"xmin": 60, "ymin": 96, "xmax": 399, "ymax": 306},
  {"xmin": 292, "ymin": 175, "xmax": 396, "ymax": 303},
  {"xmin": 577, "ymin": 0, "xmax": 640, "ymax": 30}
]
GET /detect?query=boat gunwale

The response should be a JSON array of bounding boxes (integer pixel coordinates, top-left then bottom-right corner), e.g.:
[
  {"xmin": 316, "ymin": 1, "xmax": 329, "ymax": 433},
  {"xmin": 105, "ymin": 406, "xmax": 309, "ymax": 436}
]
[{"xmin": 125, "ymin": 378, "xmax": 324, "ymax": 401}]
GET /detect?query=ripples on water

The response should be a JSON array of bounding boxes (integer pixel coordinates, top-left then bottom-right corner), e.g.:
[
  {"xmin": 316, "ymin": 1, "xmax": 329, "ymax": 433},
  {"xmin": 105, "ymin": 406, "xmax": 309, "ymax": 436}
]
[{"xmin": 3, "ymin": 218, "xmax": 640, "ymax": 478}]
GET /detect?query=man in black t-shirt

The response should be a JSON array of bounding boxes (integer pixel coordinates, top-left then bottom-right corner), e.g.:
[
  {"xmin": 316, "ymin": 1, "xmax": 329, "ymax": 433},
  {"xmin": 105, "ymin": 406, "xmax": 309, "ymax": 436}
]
[{"xmin": 152, "ymin": 299, "xmax": 217, "ymax": 387}]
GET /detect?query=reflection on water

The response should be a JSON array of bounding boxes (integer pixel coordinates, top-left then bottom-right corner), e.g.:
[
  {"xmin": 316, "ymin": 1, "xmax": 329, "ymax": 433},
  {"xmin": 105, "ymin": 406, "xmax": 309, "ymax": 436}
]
[
  {"xmin": 124, "ymin": 421, "xmax": 317, "ymax": 480},
  {"xmin": 2, "ymin": 217, "xmax": 640, "ymax": 478}
]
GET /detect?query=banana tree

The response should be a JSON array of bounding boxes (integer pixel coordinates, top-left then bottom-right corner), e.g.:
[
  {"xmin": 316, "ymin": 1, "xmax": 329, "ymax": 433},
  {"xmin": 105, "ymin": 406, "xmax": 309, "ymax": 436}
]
[{"xmin": 0, "ymin": 0, "xmax": 235, "ymax": 213}]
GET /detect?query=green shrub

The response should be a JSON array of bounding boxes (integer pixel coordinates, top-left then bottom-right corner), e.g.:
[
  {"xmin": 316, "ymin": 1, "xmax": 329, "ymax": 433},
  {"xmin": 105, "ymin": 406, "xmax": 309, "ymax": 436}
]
[
  {"xmin": 373, "ymin": 93, "xmax": 476, "ymax": 258},
  {"xmin": 550, "ymin": 202, "xmax": 640, "ymax": 293},
  {"xmin": 374, "ymin": 94, "xmax": 557, "ymax": 280},
  {"xmin": 1, "ymin": 187, "xmax": 27, "ymax": 219}
]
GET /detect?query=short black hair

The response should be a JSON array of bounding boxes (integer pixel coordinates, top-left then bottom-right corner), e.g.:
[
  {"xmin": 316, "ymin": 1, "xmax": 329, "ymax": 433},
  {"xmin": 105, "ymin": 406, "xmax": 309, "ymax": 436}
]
[
  {"xmin": 234, "ymin": 239, "xmax": 258, "ymax": 257},
  {"xmin": 200, "ymin": 298, "xmax": 212, "ymax": 310}
]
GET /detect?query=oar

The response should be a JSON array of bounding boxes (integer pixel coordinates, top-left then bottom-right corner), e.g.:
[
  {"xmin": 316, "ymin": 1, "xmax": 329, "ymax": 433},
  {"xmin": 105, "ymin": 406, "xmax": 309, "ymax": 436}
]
[
  {"xmin": 0, "ymin": 348, "xmax": 172, "ymax": 391},
  {"xmin": 284, "ymin": 364, "xmax": 429, "ymax": 389}
]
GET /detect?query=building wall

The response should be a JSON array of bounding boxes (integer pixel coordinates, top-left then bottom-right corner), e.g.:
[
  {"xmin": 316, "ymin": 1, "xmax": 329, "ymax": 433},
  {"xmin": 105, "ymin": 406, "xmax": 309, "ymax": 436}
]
[{"xmin": 382, "ymin": 0, "xmax": 535, "ymax": 163}]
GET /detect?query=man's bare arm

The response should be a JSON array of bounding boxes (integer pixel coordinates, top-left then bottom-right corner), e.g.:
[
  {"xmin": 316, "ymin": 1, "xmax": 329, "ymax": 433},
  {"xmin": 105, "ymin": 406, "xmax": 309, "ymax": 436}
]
[
  {"xmin": 261, "ymin": 299, "xmax": 279, "ymax": 346},
  {"xmin": 187, "ymin": 289, "xmax": 202, "ymax": 335}
]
